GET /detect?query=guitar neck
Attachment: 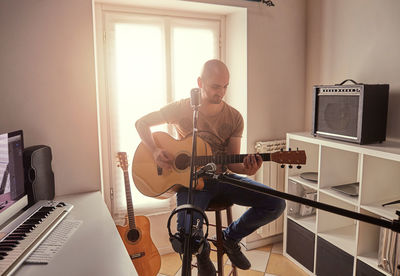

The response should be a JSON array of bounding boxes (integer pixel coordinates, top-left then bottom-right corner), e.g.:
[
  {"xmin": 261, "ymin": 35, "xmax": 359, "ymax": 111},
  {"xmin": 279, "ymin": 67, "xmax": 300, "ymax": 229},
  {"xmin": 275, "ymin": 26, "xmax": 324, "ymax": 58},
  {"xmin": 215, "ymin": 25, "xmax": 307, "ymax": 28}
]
[
  {"xmin": 196, "ymin": 153, "xmax": 270, "ymax": 165},
  {"xmin": 123, "ymin": 170, "xmax": 136, "ymax": 229}
]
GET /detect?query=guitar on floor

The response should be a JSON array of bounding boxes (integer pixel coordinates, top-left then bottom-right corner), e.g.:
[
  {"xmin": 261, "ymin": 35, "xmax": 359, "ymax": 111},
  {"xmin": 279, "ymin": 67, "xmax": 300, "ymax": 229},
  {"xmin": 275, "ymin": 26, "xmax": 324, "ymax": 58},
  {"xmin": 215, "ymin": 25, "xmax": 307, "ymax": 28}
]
[
  {"xmin": 116, "ymin": 152, "xmax": 161, "ymax": 276},
  {"xmin": 132, "ymin": 131, "xmax": 306, "ymax": 199}
]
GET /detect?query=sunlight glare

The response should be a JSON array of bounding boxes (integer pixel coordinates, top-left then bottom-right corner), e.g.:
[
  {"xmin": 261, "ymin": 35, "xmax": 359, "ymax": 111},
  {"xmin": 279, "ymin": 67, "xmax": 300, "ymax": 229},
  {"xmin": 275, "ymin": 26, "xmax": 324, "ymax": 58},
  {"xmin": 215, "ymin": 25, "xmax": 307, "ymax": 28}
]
[
  {"xmin": 114, "ymin": 22, "xmax": 167, "ymax": 205},
  {"xmin": 172, "ymin": 27, "xmax": 217, "ymax": 100}
]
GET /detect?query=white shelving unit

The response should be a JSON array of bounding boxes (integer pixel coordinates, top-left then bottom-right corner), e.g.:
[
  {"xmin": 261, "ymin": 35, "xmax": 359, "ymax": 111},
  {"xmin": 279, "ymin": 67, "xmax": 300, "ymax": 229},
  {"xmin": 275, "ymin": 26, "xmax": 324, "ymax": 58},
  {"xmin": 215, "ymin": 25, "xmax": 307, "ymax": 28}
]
[{"xmin": 283, "ymin": 132, "xmax": 400, "ymax": 276}]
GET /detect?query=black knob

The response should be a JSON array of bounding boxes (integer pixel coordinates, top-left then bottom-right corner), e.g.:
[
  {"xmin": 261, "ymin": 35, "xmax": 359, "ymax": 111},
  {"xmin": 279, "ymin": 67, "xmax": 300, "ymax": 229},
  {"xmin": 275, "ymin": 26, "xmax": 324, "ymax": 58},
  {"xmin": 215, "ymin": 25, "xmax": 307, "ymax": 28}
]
[
  {"xmin": 281, "ymin": 164, "xmax": 285, "ymax": 168},
  {"xmin": 289, "ymin": 165, "xmax": 293, "ymax": 169},
  {"xmin": 297, "ymin": 165, "xmax": 302, "ymax": 169},
  {"xmin": 288, "ymin": 148, "xmax": 292, "ymax": 151}
]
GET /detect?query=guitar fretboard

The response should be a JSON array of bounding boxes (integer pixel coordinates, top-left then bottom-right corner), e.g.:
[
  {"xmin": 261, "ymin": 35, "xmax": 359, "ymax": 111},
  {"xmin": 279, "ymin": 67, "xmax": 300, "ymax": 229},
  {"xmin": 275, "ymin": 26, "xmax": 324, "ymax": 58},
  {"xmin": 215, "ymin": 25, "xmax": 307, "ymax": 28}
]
[
  {"xmin": 196, "ymin": 153, "xmax": 270, "ymax": 165},
  {"xmin": 122, "ymin": 170, "xmax": 136, "ymax": 229}
]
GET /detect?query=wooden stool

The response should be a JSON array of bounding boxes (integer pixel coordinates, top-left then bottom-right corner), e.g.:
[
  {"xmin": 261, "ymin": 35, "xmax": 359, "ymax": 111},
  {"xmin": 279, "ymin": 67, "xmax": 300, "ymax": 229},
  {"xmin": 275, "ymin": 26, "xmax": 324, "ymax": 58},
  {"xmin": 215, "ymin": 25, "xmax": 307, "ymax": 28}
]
[{"xmin": 206, "ymin": 198, "xmax": 238, "ymax": 276}]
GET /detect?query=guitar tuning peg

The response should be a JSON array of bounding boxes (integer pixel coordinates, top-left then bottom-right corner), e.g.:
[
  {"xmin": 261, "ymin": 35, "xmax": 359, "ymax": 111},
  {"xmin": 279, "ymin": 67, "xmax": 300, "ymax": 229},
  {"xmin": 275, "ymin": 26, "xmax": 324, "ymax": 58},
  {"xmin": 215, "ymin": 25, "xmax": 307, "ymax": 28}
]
[
  {"xmin": 297, "ymin": 165, "xmax": 302, "ymax": 169},
  {"xmin": 281, "ymin": 164, "xmax": 285, "ymax": 168},
  {"xmin": 289, "ymin": 165, "xmax": 293, "ymax": 169},
  {"xmin": 280, "ymin": 148, "xmax": 283, "ymax": 151},
  {"xmin": 288, "ymin": 148, "xmax": 291, "ymax": 151},
  {"xmin": 297, "ymin": 147, "xmax": 299, "ymax": 151}
]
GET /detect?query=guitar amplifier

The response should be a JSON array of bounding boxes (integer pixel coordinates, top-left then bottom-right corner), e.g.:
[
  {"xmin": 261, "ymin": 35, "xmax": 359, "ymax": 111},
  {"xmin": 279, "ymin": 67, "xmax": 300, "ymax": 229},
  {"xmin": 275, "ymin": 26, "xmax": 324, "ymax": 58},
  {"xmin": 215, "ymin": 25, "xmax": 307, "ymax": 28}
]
[{"xmin": 312, "ymin": 79, "xmax": 389, "ymax": 144}]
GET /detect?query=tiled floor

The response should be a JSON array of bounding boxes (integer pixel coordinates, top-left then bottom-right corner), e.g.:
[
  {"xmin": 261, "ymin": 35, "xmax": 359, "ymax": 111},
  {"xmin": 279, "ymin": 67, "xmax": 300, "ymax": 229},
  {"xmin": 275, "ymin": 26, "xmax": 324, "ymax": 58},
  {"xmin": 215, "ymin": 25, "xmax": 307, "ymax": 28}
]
[{"xmin": 157, "ymin": 242, "xmax": 309, "ymax": 276}]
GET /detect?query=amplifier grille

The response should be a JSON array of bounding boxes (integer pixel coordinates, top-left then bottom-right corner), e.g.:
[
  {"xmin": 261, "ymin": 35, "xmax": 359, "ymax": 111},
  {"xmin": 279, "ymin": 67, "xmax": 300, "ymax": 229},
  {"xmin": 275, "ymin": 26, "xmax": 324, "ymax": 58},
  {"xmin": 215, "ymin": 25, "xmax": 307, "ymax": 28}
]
[{"xmin": 312, "ymin": 82, "xmax": 389, "ymax": 144}]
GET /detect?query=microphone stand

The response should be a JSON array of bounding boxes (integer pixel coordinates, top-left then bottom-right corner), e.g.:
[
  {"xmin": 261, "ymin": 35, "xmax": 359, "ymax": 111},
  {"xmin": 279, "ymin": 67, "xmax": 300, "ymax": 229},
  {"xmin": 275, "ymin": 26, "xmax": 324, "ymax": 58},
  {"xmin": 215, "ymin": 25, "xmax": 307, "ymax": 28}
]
[
  {"xmin": 216, "ymin": 173, "xmax": 400, "ymax": 233},
  {"xmin": 181, "ymin": 89, "xmax": 203, "ymax": 276}
]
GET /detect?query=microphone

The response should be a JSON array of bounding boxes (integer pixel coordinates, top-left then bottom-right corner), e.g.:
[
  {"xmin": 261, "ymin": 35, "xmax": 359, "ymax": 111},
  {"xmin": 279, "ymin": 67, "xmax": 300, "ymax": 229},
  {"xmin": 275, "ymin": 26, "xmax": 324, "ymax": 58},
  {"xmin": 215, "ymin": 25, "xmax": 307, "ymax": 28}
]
[
  {"xmin": 190, "ymin": 88, "xmax": 201, "ymax": 107},
  {"xmin": 196, "ymin": 163, "xmax": 217, "ymax": 177}
]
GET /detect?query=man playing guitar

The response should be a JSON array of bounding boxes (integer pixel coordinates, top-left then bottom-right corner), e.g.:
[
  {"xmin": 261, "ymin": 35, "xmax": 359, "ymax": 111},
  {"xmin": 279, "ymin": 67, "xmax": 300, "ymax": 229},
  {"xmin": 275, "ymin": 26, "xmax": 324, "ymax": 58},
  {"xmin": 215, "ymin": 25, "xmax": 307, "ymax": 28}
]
[{"xmin": 135, "ymin": 59, "xmax": 286, "ymax": 276}]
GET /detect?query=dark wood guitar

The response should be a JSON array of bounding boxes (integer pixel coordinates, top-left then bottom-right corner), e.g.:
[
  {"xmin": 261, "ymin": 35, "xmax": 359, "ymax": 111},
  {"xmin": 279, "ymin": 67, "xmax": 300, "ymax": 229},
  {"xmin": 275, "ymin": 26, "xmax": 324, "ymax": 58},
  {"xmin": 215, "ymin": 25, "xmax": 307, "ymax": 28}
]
[
  {"xmin": 116, "ymin": 152, "xmax": 161, "ymax": 276},
  {"xmin": 132, "ymin": 131, "xmax": 306, "ymax": 199}
]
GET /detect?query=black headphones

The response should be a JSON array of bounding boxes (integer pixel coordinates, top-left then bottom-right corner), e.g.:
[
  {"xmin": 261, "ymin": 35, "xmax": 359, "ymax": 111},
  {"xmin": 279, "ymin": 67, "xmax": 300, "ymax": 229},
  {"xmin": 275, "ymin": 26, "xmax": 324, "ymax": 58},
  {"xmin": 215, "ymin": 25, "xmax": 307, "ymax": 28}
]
[{"xmin": 167, "ymin": 204, "xmax": 209, "ymax": 255}]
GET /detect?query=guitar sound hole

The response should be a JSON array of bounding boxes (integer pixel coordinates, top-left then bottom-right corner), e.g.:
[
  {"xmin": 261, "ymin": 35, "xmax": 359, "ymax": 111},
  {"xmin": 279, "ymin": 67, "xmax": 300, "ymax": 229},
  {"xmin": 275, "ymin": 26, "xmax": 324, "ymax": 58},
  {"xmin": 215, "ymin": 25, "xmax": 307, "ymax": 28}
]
[
  {"xmin": 175, "ymin": 153, "xmax": 190, "ymax": 170},
  {"xmin": 127, "ymin": 229, "xmax": 140, "ymax": 242}
]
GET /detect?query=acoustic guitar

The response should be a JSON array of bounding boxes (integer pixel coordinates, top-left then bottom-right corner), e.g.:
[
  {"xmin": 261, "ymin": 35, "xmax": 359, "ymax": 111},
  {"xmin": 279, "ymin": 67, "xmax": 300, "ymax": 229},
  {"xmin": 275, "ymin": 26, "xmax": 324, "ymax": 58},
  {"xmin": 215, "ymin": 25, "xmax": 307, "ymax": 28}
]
[
  {"xmin": 116, "ymin": 152, "xmax": 161, "ymax": 276},
  {"xmin": 132, "ymin": 131, "xmax": 306, "ymax": 199}
]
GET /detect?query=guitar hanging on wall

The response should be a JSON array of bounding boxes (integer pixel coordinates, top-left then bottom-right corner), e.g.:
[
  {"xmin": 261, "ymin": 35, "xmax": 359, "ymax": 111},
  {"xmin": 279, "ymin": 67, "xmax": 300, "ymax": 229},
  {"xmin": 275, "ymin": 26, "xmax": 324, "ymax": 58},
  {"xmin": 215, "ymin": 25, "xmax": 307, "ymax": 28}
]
[
  {"xmin": 132, "ymin": 131, "xmax": 306, "ymax": 199},
  {"xmin": 116, "ymin": 152, "xmax": 161, "ymax": 276}
]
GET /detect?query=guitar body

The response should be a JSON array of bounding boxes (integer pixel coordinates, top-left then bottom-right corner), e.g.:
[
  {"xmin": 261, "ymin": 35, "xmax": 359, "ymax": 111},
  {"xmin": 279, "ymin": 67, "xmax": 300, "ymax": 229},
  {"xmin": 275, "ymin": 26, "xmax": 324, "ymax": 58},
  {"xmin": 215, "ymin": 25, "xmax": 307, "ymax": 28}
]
[
  {"xmin": 117, "ymin": 215, "xmax": 161, "ymax": 276},
  {"xmin": 132, "ymin": 132, "xmax": 212, "ymax": 198}
]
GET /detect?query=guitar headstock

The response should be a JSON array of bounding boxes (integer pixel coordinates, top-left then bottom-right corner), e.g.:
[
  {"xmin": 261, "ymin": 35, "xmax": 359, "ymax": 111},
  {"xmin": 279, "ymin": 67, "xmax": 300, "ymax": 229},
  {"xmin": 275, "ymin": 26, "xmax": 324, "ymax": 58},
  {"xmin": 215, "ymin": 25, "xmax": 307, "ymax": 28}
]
[
  {"xmin": 271, "ymin": 149, "xmax": 306, "ymax": 167},
  {"xmin": 117, "ymin": 152, "xmax": 129, "ymax": 172}
]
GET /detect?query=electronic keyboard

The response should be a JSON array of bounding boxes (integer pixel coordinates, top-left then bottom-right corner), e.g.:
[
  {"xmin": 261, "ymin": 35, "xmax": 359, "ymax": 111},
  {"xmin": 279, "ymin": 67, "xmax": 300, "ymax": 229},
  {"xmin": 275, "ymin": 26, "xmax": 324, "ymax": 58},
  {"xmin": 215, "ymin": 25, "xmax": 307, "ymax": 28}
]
[{"xmin": 0, "ymin": 200, "xmax": 73, "ymax": 276}]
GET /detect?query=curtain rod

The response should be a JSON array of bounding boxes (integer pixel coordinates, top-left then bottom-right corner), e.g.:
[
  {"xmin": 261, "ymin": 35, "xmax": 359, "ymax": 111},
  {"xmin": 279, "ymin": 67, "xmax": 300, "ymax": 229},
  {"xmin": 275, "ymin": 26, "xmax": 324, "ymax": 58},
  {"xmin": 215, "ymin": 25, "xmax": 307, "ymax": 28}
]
[{"xmin": 244, "ymin": 0, "xmax": 275, "ymax": 7}]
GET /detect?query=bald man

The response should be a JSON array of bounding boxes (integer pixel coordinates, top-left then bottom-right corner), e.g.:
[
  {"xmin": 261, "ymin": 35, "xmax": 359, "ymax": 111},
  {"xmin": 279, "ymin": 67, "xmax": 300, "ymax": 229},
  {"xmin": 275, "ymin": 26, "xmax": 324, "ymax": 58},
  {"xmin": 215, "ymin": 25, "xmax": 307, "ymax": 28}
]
[{"xmin": 135, "ymin": 59, "xmax": 286, "ymax": 275}]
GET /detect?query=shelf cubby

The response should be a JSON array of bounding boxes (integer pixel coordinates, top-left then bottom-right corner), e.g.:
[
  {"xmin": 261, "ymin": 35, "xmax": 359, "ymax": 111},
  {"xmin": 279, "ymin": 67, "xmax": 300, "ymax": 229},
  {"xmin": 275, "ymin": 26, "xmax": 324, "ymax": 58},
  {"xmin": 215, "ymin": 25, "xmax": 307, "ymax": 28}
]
[
  {"xmin": 287, "ymin": 178, "xmax": 317, "ymax": 232},
  {"xmin": 286, "ymin": 139, "xmax": 319, "ymax": 178},
  {"xmin": 356, "ymin": 259, "xmax": 388, "ymax": 276},
  {"xmin": 316, "ymin": 236, "xmax": 354, "ymax": 276},
  {"xmin": 286, "ymin": 218, "xmax": 315, "ymax": 273},
  {"xmin": 357, "ymin": 208, "xmax": 392, "ymax": 276},
  {"xmin": 317, "ymin": 193, "xmax": 357, "ymax": 255},
  {"xmin": 319, "ymin": 145, "xmax": 360, "ymax": 189},
  {"xmin": 360, "ymin": 154, "xmax": 400, "ymax": 220}
]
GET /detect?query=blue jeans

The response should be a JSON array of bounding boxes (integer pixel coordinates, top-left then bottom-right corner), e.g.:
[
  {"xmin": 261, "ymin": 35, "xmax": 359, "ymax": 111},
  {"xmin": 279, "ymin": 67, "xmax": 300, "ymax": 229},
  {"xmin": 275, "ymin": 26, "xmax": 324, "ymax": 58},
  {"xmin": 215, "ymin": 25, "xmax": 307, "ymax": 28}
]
[{"xmin": 176, "ymin": 173, "xmax": 286, "ymax": 241}]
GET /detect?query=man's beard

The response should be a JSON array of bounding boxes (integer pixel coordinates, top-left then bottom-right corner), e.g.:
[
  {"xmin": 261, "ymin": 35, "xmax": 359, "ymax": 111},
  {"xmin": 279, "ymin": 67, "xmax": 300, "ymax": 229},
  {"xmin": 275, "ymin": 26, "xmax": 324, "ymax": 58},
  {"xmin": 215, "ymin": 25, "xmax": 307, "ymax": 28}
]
[{"xmin": 209, "ymin": 95, "xmax": 222, "ymax": 104}]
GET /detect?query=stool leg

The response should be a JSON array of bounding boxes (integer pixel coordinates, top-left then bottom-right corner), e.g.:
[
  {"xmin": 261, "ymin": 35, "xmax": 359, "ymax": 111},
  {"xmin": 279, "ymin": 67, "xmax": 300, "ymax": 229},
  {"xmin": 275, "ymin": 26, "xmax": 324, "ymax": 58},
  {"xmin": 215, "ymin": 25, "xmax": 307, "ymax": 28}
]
[
  {"xmin": 215, "ymin": 210, "xmax": 224, "ymax": 276},
  {"xmin": 226, "ymin": 207, "xmax": 238, "ymax": 276},
  {"xmin": 226, "ymin": 206, "xmax": 233, "ymax": 225}
]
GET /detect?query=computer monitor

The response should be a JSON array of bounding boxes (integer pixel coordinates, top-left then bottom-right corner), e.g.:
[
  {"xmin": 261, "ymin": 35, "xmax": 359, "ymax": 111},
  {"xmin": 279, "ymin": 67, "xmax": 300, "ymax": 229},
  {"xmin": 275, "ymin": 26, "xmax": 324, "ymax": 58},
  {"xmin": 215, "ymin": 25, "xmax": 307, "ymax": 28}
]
[{"xmin": 0, "ymin": 130, "xmax": 28, "ymax": 227}]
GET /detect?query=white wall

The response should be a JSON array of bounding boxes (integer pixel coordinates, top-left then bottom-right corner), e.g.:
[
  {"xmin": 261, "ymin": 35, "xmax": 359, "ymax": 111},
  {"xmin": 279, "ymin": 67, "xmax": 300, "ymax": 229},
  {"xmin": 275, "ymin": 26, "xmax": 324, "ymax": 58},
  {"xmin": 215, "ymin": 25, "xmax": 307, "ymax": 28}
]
[
  {"xmin": 0, "ymin": 0, "xmax": 100, "ymax": 195},
  {"xmin": 305, "ymin": 0, "xmax": 400, "ymax": 141},
  {"xmin": 246, "ymin": 0, "xmax": 306, "ymax": 151},
  {"xmin": 223, "ymin": 7, "xmax": 248, "ymax": 153}
]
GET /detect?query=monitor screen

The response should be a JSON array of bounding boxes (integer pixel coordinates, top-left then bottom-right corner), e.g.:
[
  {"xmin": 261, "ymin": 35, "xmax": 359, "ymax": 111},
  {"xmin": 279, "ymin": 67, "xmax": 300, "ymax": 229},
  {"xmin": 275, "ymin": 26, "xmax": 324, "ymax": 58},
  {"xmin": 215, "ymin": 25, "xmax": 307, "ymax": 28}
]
[{"xmin": 0, "ymin": 130, "xmax": 27, "ymax": 227}]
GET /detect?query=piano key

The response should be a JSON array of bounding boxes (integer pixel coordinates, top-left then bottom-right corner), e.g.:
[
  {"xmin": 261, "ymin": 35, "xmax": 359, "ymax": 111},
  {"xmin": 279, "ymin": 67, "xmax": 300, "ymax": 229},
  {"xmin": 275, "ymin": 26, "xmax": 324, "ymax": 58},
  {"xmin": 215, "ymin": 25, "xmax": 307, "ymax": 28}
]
[
  {"xmin": 0, "ymin": 243, "xmax": 17, "ymax": 248},
  {"xmin": 4, "ymin": 236, "xmax": 24, "ymax": 241}
]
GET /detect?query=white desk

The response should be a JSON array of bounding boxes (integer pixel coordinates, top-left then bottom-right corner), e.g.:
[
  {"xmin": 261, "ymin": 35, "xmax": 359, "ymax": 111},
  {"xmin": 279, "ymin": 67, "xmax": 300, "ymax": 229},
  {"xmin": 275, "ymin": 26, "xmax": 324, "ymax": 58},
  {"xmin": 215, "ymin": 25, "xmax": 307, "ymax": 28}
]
[{"xmin": 15, "ymin": 191, "xmax": 138, "ymax": 276}]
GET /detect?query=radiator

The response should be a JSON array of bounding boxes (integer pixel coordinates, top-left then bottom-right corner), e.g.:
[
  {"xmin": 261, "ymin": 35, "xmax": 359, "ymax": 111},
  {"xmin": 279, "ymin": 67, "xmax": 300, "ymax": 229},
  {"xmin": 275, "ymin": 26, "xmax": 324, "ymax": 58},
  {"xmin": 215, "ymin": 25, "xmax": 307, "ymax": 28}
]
[{"xmin": 254, "ymin": 139, "xmax": 286, "ymax": 238}]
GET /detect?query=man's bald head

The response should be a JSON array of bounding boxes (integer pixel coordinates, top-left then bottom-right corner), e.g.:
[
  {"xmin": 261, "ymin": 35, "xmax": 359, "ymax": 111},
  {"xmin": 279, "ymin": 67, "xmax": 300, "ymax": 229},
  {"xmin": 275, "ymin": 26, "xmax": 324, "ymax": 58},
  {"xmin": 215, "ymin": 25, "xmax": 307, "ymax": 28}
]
[
  {"xmin": 200, "ymin": 59, "xmax": 229, "ymax": 81},
  {"xmin": 197, "ymin": 59, "xmax": 230, "ymax": 105}
]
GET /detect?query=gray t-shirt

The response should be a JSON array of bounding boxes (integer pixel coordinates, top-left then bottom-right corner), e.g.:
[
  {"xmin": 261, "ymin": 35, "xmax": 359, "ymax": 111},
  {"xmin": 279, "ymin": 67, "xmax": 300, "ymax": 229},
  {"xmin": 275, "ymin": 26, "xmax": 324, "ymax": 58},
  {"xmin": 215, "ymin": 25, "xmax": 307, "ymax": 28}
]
[{"xmin": 160, "ymin": 98, "xmax": 244, "ymax": 156}]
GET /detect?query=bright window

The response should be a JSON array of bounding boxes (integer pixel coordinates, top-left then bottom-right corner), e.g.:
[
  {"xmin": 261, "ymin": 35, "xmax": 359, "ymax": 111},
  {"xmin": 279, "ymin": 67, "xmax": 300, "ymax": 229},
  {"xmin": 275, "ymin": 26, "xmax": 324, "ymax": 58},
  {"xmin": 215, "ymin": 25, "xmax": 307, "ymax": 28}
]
[{"xmin": 99, "ymin": 8, "xmax": 222, "ymax": 221}]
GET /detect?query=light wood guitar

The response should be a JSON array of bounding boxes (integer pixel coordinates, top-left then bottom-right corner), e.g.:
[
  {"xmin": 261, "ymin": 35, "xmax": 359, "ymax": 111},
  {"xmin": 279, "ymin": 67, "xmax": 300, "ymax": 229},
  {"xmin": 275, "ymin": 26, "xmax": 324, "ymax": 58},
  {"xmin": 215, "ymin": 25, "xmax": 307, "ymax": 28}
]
[
  {"xmin": 132, "ymin": 131, "xmax": 306, "ymax": 199},
  {"xmin": 116, "ymin": 152, "xmax": 161, "ymax": 276}
]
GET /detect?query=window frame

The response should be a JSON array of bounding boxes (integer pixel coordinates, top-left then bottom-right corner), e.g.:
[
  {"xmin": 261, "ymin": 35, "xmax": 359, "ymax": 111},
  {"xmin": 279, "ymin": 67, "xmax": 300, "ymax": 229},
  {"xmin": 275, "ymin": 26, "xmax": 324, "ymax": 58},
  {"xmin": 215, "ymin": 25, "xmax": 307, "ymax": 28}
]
[{"xmin": 94, "ymin": 3, "xmax": 226, "ymax": 216}]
